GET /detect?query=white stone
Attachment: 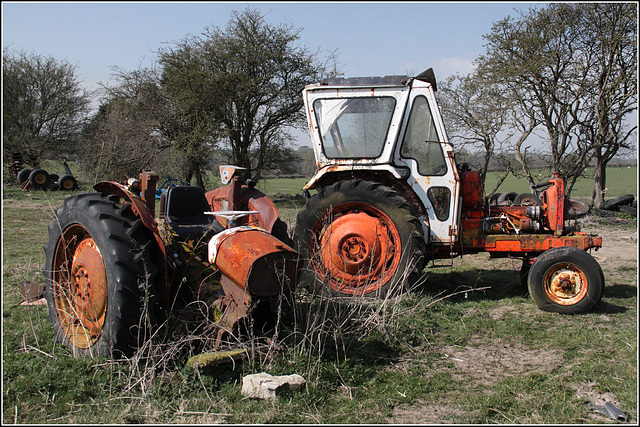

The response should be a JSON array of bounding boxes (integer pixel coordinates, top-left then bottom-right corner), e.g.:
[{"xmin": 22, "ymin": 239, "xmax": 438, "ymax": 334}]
[{"xmin": 241, "ymin": 372, "xmax": 306, "ymax": 399}]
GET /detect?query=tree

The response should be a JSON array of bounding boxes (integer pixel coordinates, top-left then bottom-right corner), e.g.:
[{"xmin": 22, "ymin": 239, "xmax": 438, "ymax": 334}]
[
  {"xmin": 477, "ymin": 5, "xmax": 595, "ymax": 196},
  {"xmin": 3, "ymin": 48, "xmax": 90, "ymax": 168},
  {"xmin": 438, "ymin": 72, "xmax": 511, "ymax": 194},
  {"xmin": 80, "ymin": 67, "xmax": 175, "ymax": 182},
  {"xmin": 158, "ymin": 8, "xmax": 331, "ymax": 183},
  {"xmin": 577, "ymin": 3, "xmax": 637, "ymax": 208}
]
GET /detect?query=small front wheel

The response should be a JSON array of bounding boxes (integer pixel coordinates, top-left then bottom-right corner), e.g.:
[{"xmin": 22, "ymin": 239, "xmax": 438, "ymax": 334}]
[{"xmin": 528, "ymin": 247, "xmax": 604, "ymax": 314}]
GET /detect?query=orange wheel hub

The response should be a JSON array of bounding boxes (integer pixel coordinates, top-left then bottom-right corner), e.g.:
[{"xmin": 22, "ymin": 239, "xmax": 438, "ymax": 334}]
[
  {"xmin": 52, "ymin": 225, "xmax": 108, "ymax": 349},
  {"xmin": 543, "ymin": 263, "xmax": 588, "ymax": 305},
  {"xmin": 312, "ymin": 202, "xmax": 401, "ymax": 294}
]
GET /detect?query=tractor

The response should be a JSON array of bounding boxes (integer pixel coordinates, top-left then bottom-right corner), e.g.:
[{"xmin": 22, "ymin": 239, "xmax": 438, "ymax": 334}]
[
  {"xmin": 293, "ymin": 69, "xmax": 604, "ymax": 314},
  {"xmin": 42, "ymin": 166, "xmax": 298, "ymax": 357}
]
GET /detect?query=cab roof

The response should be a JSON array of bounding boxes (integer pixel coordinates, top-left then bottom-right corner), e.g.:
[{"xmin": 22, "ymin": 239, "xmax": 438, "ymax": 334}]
[{"xmin": 307, "ymin": 68, "xmax": 437, "ymax": 91}]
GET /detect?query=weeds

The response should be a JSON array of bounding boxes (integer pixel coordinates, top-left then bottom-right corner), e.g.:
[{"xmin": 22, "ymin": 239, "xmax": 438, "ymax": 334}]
[{"xmin": 3, "ymin": 182, "xmax": 637, "ymax": 424}]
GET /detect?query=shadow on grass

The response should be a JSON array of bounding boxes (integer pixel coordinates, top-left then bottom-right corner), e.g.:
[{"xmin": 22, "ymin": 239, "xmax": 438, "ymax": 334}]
[
  {"xmin": 415, "ymin": 268, "xmax": 633, "ymax": 314},
  {"xmin": 416, "ymin": 267, "xmax": 527, "ymax": 303}
]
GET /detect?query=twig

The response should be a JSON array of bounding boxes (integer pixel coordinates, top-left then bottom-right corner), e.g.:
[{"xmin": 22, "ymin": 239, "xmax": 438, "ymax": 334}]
[
  {"xmin": 21, "ymin": 344, "xmax": 54, "ymax": 358},
  {"xmin": 177, "ymin": 410, "xmax": 231, "ymax": 416}
]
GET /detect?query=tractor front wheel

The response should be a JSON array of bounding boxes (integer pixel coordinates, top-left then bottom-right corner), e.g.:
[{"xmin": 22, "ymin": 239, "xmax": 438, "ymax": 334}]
[
  {"xmin": 43, "ymin": 193, "xmax": 159, "ymax": 357},
  {"xmin": 294, "ymin": 180, "xmax": 425, "ymax": 297},
  {"xmin": 527, "ymin": 247, "xmax": 604, "ymax": 314}
]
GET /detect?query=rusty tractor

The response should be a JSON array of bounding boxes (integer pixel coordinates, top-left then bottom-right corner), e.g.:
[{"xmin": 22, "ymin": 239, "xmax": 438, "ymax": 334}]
[
  {"xmin": 293, "ymin": 69, "xmax": 604, "ymax": 314},
  {"xmin": 42, "ymin": 166, "xmax": 298, "ymax": 357}
]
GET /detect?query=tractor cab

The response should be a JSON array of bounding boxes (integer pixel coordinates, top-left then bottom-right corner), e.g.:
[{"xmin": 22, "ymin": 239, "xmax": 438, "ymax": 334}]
[{"xmin": 302, "ymin": 69, "xmax": 461, "ymax": 245}]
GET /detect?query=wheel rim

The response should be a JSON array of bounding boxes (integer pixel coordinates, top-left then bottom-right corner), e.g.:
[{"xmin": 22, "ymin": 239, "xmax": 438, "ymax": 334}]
[
  {"xmin": 543, "ymin": 263, "xmax": 588, "ymax": 305},
  {"xmin": 34, "ymin": 173, "xmax": 47, "ymax": 185},
  {"xmin": 311, "ymin": 202, "xmax": 401, "ymax": 295},
  {"xmin": 61, "ymin": 178, "xmax": 74, "ymax": 190},
  {"xmin": 52, "ymin": 225, "xmax": 108, "ymax": 349}
]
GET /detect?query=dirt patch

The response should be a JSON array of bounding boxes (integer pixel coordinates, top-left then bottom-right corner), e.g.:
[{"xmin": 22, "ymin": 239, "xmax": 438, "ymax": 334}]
[
  {"xmin": 581, "ymin": 219, "xmax": 638, "ymax": 277},
  {"xmin": 487, "ymin": 304, "xmax": 524, "ymax": 320},
  {"xmin": 436, "ymin": 337, "xmax": 564, "ymax": 387},
  {"xmin": 387, "ymin": 337, "xmax": 562, "ymax": 424}
]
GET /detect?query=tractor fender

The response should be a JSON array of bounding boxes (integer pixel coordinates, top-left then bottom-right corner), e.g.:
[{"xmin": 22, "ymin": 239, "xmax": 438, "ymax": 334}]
[
  {"xmin": 204, "ymin": 186, "xmax": 280, "ymax": 233},
  {"xmin": 94, "ymin": 181, "xmax": 166, "ymax": 255},
  {"xmin": 208, "ymin": 226, "xmax": 298, "ymax": 296},
  {"xmin": 303, "ymin": 164, "xmax": 410, "ymax": 191}
]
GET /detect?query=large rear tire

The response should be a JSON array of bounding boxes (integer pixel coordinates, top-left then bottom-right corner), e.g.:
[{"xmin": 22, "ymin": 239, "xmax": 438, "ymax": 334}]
[
  {"xmin": 527, "ymin": 247, "xmax": 604, "ymax": 314},
  {"xmin": 43, "ymin": 193, "xmax": 159, "ymax": 357},
  {"xmin": 293, "ymin": 180, "xmax": 425, "ymax": 297}
]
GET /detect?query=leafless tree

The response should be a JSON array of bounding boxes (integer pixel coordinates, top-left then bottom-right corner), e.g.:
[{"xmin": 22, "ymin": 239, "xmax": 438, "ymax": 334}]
[
  {"xmin": 439, "ymin": 72, "xmax": 511, "ymax": 194},
  {"xmin": 577, "ymin": 3, "xmax": 637, "ymax": 208},
  {"xmin": 80, "ymin": 67, "xmax": 175, "ymax": 182},
  {"xmin": 477, "ymin": 5, "xmax": 595, "ymax": 196}
]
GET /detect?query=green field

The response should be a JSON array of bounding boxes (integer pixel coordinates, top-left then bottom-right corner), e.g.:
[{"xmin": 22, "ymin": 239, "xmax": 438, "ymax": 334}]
[
  {"xmin": 255, "ymin": 167, "xmax": 638, "ymax": 200},
  {"xmin": 484, "ymin": 167, "xmax": 638, "ymax": 200},
  {"xmin": 2, "ymin": 167, "xmax": 637, "ymax": 424}
]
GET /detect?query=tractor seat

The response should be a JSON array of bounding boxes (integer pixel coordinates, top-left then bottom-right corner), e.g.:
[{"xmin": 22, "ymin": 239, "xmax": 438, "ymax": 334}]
[{"xmin": 164, "ymin": 186, "xmax": 224, "ymax": 240}]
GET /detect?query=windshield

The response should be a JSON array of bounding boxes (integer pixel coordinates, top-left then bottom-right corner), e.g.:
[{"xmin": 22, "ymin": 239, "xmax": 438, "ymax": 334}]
[{"xmin": 313, "ymin": 97, "xmax": 396, "ymax": 159}]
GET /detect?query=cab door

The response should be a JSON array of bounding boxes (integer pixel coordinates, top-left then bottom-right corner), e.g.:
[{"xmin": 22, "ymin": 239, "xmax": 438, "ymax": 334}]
[{"xmin": 394, "ymin": 82, "xmax": 460, "ymax": 244}]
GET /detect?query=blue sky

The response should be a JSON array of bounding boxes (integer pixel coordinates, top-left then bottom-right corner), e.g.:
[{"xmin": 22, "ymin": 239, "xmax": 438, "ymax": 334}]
[
  {"xmin": 2, "ymin": 1, "xmax": 538, "ymax": 90},
  {"xmin": 2, "ymin": 1, "xmax": 540, "ymax": 146}
]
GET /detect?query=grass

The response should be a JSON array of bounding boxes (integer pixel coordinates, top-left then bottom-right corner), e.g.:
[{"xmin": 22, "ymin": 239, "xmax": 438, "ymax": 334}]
[{"xmin": 2, "ymin": 173, "xmax": 637, "ymax": 424}]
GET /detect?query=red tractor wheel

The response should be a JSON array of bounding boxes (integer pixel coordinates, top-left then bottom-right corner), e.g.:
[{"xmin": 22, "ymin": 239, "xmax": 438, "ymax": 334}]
[
  {"xmin": 43, "ymin": 193, "xmax": 159, "ymax": 356},
  {"xmin": 294, "ymin": 180, "xmax": 425, "ymax": 297},
  {"xmin": 527, "ymin": 247, "xmax": 604, "ymax": 314}
]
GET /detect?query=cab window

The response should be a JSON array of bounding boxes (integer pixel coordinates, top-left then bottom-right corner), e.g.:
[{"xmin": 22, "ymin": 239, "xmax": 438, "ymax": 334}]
[
  {"xmin": 313, "ymin": 97, "xmax": 395, "ymax": 159},
  {"xmin": 400, "ymin": 96, "xmax": 447, "ymax": 176}
]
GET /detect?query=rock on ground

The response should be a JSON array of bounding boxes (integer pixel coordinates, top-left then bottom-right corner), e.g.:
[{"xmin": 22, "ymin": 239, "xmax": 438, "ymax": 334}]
[{"xmin": 241, "ymin": 372, "xmax": 306, "ymax": 399}]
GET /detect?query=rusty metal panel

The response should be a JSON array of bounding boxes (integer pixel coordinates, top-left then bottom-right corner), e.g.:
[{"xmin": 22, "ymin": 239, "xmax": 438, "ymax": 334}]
[
  {"xmin": 140, "ymin": 171, "xmax": 159, "ymax": 217},
  {"xmin": 209, "ymin": 228, "xmax": 298, "ymax": 296},
  {"xmin": 460, "ymin": 171, "xmax": 482, "ymax": 209},
  {"xmin": 219, "ymin": 165, "xmax": 247, "ymax": 185},
  {"xmin": 93, "ymin": 181, "xmax": 165, "ymax": 256}
]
